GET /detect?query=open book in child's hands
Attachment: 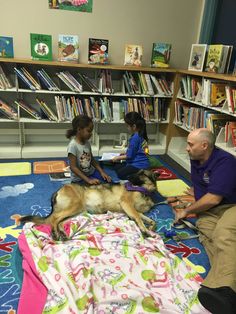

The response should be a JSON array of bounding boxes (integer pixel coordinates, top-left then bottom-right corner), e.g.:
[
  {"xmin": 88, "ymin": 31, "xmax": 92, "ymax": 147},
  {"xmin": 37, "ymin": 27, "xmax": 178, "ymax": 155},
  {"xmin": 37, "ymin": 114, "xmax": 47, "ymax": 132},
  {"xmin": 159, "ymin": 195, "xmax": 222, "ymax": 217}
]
[{"xmin": 99, "ymin": 152, "xmax": 120, "ymax": 161}]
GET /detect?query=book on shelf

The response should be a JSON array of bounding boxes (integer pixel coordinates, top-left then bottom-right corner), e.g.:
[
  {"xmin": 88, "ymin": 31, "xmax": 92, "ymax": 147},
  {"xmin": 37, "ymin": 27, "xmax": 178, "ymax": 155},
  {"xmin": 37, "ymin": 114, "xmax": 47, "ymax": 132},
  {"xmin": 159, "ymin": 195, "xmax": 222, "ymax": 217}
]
[
  {"xmin": 36, "ymin": 98, "xmax": 58, "ymax": 121},
  {"xmin": 188, "ymin": 44, "xmax": 207, "ymax": 72},
  {"xmin": 0, "ymin": 65, "xmax": 13, "ymax": 89},
  {"xmin": 0, "ymin": 36, "xmax": 14, "ymax": 58},
  {"xmin": 206, "ymin": 113, "xmax": 229, "ymax": 138},
  {"xmin": 77, "ymin": 73, "xmax": 99, "ymax": 93},
  {"xmin": 15, "ymin": 100, "xmax": 42, "ymax": 120},
  {"xmin": 225, "ymin": 121, "xmax": 236, "ymax": 144},
  {"xmin": 49, "ymin": 172, "xmax": 71, "ymax": 181},
  {"xmin": 88, "ymin": 38, "xmax": 109, "ymax": 64},
  {"xmin": 30, "ymin": 33, "xmax": 52, "ymax": 61},
  {"xmin": 56, "ymin": 71, "xmax": 82, "ymax": 92},
  {"xmin": 98, "ymin": 70, "xmax": 113, "ymax": 93},
  {"xmin": 124, "ymin": 44, "xmax": 143, "ymax": 66},
  {"xmin": 0, "ymin": 99, "xmax": 18, "ymax": 120},
  {"xmin": 151, "ymin": 43, "xmax": 171, "ymax": 68},
  {"xmin": 58, "ymin": 34, "xmax": 79, "ymax": 62},
  {"xmin": 205, "ymin": 44, "xmax": 224, "ymax": 73},
  {"xmin": 210, "ymin": 82, "xmax": 226, "ymax": 107},
  {"xmin": 218, "ymin": 45, "xmax": 233, "ymax": 74},
  {"xmin": 14, "ymin": 67, "xmax": 41, "ymax": 91},
  {"xmin": 37, "ymin": 69, "xmax": 60, "ymax": 91}
]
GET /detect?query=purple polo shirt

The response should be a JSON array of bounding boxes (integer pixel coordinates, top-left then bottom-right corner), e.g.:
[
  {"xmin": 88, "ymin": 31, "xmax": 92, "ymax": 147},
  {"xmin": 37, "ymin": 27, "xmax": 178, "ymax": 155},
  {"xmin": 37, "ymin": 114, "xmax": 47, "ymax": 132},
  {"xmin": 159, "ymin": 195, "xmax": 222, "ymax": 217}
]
[{"xmin": 190, "ymin": 147, "xmax": 236, "ymax": 204}]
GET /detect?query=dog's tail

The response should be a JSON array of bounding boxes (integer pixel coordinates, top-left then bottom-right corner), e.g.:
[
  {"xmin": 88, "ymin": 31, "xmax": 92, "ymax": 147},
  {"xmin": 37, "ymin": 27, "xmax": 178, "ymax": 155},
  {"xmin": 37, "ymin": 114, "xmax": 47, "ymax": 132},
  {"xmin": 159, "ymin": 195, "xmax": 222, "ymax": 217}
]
[
  {"xmin": 19, "ymin": 191, "xmax": 58, "ymax": 226},
  {"xmin": 19, "ymin": 215, "xmax": 48, "ymax": 225}
]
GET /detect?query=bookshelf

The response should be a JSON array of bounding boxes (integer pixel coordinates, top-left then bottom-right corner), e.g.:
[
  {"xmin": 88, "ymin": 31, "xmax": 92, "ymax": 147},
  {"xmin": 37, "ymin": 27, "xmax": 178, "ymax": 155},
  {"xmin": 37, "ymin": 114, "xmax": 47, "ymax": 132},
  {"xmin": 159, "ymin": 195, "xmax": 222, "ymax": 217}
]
[
  {"xmin": 167, "ymin": 70, "xmax": 236, "ymax": 171},
  {"xmin": 0, "ymin": 58, "xmax": 176, "ymax": 159}
]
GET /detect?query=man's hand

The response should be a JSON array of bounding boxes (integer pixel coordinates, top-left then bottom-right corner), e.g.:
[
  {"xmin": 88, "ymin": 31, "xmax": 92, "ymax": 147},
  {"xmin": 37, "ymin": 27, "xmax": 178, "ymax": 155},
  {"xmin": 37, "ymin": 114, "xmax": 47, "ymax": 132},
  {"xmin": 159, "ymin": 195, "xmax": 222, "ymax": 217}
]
[
  {"xmin": 174, "ymin": 208, "xmax": 188, "ymax": 224},
  {"xmin": 185, "ymin": 187, "xmax": 194, "ymax": 196}
]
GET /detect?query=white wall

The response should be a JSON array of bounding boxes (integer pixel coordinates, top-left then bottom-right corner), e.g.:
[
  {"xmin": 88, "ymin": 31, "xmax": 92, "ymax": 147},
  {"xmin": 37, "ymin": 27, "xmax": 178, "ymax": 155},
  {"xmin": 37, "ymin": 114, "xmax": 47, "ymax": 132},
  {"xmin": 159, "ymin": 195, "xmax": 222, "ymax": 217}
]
[{"xmin": 1, "ymin": 0, "xmax": 204, "ymax": 68}]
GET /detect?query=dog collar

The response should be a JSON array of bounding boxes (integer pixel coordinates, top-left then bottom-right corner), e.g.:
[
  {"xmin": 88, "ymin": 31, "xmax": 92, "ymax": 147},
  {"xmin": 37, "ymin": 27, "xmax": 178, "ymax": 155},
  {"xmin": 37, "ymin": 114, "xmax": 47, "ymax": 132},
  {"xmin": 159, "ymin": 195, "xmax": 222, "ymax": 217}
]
[{"xmin": 125, "ymin": 182, "xmax": 153, "ymax": 196}]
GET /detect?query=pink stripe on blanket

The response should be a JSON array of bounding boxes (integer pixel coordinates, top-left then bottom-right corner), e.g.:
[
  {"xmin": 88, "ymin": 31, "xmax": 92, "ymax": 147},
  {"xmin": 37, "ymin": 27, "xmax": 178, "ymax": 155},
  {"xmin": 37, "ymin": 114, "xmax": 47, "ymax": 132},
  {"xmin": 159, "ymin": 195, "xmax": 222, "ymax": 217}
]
[{"xmin": 17, "ymin": 231, "xmax": 48, "ymax": 314}]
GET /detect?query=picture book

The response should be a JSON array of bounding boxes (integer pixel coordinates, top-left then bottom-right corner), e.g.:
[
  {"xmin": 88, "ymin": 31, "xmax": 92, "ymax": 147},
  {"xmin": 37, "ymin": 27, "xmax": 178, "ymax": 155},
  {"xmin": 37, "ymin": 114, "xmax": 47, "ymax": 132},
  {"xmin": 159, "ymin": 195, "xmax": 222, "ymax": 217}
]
[
  {"xmin": 0, "ymin": 98, "xmax": 18, "ymax": 120},
  {"xmin": 15, "ymin": 100, "xmax": 42, "ymax": 120},
  {"xmin": 205, "ymin": 44, "xmax": 224, "ymax": 73},
  {"xmin": 58, "ymin": 34, "xmax": 79, "ymax": 62},
  {"xmin": 88, "ymin": 38, "xmax": 109, "ymax": 64},
  {"xmin": 151, "ymin": 43, "xmax": 171, "ymax": 68},
  {"xmin": 0, "ymin": 36, "xmax": 14, "ymax": 58},
  {"xmin": 124, "ymin": 44, "xmax": 143, "ymax": 66},
  {"xmin": 49, "ymin": 0, "xmax": 93, "ymax": 13},
  {"xmin": 49, "ymin": 172, "xmax": 71, "ymax": 181},
  {"xmin": 30, "ymin": 33, "xmax": 52, "ymax": 61},
  {"xmin": 99, "ymin": 152, "xmax": 120, "ymax": 161},
  {"xmin": 188, "ymin": 44, "xmax": 207, "ymax": 72},
  {"xmin": 210, "ymin": 82, "xmax": 226, "ymax": 107}
]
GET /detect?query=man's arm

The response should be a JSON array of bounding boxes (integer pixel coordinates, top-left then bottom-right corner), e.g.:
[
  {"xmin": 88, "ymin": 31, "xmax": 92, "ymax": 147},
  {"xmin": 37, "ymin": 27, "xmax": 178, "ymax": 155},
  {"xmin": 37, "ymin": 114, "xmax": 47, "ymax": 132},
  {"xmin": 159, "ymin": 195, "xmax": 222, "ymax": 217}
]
[{"xmin": 174, "ymin": 192, "xmax": 223, "ymax": 223}]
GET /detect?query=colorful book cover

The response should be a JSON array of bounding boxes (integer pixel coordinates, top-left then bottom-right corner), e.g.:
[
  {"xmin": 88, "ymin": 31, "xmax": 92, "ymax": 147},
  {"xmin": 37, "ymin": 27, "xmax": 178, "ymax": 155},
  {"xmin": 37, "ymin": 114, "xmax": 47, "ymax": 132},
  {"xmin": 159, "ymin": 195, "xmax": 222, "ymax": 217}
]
[
  {"xmin": 188, "ymin": 44, "xmax": 207, "ymax": 71},
  {"xmin": 58, "ymin": 34, "xmax": 79, "ymax": 62},
  {"xmin": 88, "ymin": 38, "xmax": 109, "ymax": 64},
  {"xmin": 0, "ymin": 36, "xmax": 14, "ymax": 58},
  {"xmin": 124, "ymin": 44, "xmax": 143, "ymax": 66},
  {"xmin": 49, "ymin": 0, "xmax": 93, "ymax": 13},
  {"xmin": 205, "ymin": 44, "xmax": 224, "ymax": 73},
  {"xmin": 30, "ymin": 33, "xmax": 52, "ymax": 61},
  {"xmin": 151, "ymin": 43, "xmax": 171, "ymax": 68}
]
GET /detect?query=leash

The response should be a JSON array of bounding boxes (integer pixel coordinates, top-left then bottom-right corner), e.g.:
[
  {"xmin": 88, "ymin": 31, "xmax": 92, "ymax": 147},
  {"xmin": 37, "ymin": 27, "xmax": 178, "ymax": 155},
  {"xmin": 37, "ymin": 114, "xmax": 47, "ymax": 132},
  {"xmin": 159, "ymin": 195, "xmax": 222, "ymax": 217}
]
[{"xmin": 171, "ymin": 219, "xmax": 199, "ymax": 241}]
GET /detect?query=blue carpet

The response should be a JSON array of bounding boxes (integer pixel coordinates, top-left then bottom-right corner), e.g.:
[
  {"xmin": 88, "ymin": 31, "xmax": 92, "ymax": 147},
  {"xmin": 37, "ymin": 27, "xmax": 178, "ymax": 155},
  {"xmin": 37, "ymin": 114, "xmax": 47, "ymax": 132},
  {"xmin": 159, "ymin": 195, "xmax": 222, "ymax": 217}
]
[{"xmin": 0, "ymin": 157, "xmax": 210, "ymax": 313}]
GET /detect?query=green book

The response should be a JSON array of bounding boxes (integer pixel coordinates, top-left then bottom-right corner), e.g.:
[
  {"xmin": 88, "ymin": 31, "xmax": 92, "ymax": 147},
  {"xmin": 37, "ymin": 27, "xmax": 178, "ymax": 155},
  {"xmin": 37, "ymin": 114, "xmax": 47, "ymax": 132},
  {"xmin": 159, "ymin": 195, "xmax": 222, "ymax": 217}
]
[{"xmin": 30, "ymin": 33, "xmax": 52, "ymax": 61}]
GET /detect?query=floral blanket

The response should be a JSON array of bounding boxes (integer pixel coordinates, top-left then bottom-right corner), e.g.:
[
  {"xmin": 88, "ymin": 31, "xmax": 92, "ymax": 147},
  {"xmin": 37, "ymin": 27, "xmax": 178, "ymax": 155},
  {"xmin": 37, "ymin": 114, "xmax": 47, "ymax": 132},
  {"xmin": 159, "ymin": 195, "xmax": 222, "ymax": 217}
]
[{"xmin": 19, "ymin": 212, "xmax": 210, "ymax": 314}]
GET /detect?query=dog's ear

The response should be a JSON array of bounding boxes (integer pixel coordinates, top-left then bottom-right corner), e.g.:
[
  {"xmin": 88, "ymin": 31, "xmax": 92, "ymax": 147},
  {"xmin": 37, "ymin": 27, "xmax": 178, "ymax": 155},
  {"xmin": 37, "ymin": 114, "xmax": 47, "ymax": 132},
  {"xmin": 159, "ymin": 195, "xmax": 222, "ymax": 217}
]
[{"xmin": 143, "ymin": 169, "xmax": 159, "ymax": 183}]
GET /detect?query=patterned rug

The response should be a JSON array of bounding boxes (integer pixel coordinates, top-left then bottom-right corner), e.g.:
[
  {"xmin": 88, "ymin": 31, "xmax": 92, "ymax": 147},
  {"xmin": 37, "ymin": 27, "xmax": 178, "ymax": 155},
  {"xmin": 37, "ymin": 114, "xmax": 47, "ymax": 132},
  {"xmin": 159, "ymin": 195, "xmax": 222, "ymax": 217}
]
[{"xmin": 0, "ymin": 157, "xmax": 210, "ymax": 313}]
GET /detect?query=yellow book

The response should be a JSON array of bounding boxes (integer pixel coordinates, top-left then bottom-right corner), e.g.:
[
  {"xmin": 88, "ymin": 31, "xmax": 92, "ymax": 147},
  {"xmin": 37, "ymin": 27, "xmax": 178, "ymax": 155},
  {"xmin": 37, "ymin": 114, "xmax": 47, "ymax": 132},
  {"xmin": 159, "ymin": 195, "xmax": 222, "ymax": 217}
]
[{"xmin": 156, "ymin": 179, "xmax": 190, "ymax": 197}]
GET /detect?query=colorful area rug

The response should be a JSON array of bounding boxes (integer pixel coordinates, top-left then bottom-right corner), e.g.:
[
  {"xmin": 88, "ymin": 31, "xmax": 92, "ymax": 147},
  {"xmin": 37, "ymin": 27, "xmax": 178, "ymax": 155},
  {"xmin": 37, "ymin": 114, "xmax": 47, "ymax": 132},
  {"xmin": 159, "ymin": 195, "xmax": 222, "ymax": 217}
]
[{"xmin": 0, "ymin": 157, "xmax": 210, "ymax": 313}]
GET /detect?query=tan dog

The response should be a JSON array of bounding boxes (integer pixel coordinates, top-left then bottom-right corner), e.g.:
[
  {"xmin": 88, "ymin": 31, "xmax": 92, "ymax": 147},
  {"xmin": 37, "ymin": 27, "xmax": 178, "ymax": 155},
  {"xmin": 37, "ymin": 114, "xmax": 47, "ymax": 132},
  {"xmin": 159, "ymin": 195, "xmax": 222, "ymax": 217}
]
[{"xmin": 20, "ymin": 169, "xmax": 158, "ymax": 240}]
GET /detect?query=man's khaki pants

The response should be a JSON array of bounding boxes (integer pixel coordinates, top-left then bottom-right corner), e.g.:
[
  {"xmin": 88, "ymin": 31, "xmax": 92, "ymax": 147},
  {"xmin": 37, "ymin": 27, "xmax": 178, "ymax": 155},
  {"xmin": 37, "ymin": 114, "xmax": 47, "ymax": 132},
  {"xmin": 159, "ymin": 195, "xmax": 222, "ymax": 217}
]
[{"xmin": 196, "ymin": 204, "xmax": 236, "ymax": 292}]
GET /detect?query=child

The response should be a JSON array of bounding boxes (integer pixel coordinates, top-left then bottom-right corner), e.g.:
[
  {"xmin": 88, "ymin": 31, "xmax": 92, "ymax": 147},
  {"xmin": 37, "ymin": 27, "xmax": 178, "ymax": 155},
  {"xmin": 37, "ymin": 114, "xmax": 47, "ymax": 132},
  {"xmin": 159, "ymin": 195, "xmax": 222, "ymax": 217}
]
[
  {"xmin": 66, "ymin": 115, "xmax": 111, "ymax": 184},
  {"xmin": 112, "ymin": 111, "xmax": 150, "ymax": 180}
]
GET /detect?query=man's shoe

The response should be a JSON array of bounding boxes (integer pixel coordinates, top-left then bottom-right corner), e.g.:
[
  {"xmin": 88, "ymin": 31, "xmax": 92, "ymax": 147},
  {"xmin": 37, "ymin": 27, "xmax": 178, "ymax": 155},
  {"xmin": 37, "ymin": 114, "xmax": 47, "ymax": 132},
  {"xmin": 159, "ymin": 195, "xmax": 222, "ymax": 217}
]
[{"xmin": 198, "ymin": 286, "xmax": 236, "ymax": 314}]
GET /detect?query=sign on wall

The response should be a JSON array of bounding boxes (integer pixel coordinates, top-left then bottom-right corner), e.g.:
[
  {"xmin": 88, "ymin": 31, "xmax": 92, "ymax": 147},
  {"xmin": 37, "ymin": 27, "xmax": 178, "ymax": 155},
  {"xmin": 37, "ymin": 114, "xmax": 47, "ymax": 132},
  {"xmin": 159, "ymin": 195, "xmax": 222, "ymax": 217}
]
[{"xmin": 49, "ymin": 0, "xmax": 93, "ymax": 12}]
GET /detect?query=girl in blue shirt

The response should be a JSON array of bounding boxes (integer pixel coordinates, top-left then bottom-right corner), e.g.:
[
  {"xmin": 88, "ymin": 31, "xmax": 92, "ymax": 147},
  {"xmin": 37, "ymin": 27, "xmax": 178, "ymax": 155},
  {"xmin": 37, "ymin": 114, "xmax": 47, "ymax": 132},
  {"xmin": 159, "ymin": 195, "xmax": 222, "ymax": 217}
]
[{"xmin": 112, "ymin": 111, "xmax": 150, "ymax": 180}]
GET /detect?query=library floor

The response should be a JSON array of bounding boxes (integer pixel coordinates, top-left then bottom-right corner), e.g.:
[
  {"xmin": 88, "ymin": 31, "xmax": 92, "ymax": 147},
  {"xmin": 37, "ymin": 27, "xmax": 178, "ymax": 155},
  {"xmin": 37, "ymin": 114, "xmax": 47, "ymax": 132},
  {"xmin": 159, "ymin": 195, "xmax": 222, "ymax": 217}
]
[{"xmin": 0, "ymin": 156, "xmax": 209, "ymax": 313}]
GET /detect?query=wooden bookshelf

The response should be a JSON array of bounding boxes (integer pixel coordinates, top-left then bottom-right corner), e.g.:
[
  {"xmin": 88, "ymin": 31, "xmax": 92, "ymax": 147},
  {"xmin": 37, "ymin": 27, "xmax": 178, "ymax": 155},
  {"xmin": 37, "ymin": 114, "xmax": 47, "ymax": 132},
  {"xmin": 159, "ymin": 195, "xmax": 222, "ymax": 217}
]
[
  {"xmin": 0, "ymin": 58, "xmax": 175, "ymax": 158},
  {"xmin": 167, "ymin": 69, "xmax": 236, "ymax": 171}
]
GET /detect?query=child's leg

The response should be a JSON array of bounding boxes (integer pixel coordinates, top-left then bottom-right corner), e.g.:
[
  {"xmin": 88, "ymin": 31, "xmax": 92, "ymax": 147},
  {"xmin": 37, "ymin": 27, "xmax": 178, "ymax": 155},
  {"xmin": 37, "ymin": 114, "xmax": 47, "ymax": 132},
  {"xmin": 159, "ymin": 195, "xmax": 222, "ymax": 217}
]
[
  {"xmin": 89, "ymin": 169, "xmax": 107, "ymax": 182},
  {"xmin": 115, "ymin": 164, "xmax": 139, "ymax": 180}
]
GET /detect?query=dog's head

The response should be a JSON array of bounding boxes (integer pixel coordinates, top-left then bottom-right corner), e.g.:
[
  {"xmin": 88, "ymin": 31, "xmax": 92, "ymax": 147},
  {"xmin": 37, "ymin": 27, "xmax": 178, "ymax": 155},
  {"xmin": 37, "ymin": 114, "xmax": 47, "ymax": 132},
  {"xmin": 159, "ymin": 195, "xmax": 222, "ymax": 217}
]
[{"xmin": 128, "ymin": 169, "xmax": 159, "ymax": 192}]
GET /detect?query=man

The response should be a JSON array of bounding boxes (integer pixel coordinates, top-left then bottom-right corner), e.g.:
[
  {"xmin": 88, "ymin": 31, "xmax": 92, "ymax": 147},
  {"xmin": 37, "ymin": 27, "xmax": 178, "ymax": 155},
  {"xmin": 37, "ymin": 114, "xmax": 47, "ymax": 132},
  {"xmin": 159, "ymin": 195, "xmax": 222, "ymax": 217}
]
[{"xmin": 174, "ymin": 128, "xmax": 236, "ymax": 314}]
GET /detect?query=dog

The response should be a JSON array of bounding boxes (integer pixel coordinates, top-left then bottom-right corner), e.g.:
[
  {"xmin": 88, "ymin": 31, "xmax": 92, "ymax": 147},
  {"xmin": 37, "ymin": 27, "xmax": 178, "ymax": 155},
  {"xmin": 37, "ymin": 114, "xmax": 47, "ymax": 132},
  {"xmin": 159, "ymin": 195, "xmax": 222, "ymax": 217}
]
[{"xmin": 20, "ymin": 169, "xmax": 158, "ymax": 240}]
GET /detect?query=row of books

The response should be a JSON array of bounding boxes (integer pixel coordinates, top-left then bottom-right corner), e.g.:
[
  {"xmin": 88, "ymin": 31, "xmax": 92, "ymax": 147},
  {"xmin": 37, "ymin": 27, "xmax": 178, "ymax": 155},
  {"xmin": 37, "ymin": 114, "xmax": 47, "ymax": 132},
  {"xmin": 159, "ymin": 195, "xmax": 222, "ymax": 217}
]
[
  {"xmin": 1, "ymin": 65, "xmax": 173, "ymax": 96},
  {"xmin": 0, "ymin": 66, "xmax": 12, "ymax": 89},
  {"xmin": 0, "ymin": 96, "xmax": 169, "ymax": 123},
  {"xmin": 188, "ymin": 43, "xmax": 233, "ymax": 74},
  {"xmin": 123, "ymin": 71, "xmax": 173, "ymax": 96},
  {"xmin": 0, "ymin": 35, "xmax": 172, "ymax": 67},
  {"xmin": 175, "ymin": 100, "xmax": 236, "ymax": 140},
  {"xmin": 179, "ymin": 76, "xmax": 236, "ymax": 114},
  {"xmin": 54, "ymin": 96, "xmax": 167, "ymax": 122}
]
